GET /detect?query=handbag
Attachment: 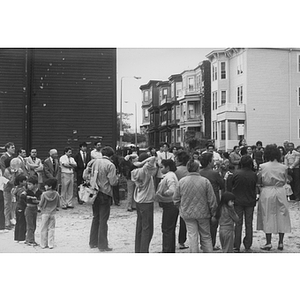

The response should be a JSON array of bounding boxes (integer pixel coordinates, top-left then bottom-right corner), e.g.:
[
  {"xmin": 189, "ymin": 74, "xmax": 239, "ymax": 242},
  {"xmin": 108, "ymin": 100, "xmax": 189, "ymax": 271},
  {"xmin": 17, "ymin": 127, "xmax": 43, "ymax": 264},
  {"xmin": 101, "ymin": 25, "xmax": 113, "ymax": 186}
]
[{"xmin": 79, "ymin": 184, "xmax": 98, "ymax": 204}]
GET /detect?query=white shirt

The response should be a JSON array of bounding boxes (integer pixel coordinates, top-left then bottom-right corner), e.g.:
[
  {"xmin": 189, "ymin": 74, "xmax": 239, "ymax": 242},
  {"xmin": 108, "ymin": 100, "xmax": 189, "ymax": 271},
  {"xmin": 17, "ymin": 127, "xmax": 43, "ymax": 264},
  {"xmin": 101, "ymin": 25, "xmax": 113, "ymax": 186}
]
[
  {"xmin": 91, "ymin": 149, "xmax": 103, "ymax": 160},
  {"xmin": 0, "ymin": 176, "xmax": 9, "ymax": 191},
  {"xmin": 156, "ymin": 151, "xmax": 175, "ymax": 178},
  {"xmin": 59, "ymin": 155, "xmax": 77, "ymax": 174}
]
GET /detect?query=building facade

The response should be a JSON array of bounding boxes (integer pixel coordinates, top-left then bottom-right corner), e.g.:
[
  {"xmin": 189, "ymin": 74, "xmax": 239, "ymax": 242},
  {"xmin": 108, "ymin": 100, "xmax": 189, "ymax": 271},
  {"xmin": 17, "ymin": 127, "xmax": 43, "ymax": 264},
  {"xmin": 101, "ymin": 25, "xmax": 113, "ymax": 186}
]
[
  {"xmin": 206, "ymin": 48, "xmax": 300, "ymax": 151},
  {"xmin": 177, "ymin": 61, "xmax": 211, "ymax": 147},
  {"xmin": 139, "ymin": 60, "xmax": 211, "ymax": 149},
  {"xmin": 140, "ymin": 80, "xmax": 161, "ymax": 148}
]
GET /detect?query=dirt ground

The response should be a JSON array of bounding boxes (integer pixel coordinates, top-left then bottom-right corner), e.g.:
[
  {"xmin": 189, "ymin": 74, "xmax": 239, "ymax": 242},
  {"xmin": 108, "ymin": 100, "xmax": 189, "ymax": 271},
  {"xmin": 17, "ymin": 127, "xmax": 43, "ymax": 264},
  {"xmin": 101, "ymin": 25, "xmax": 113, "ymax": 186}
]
[{"xmin": 1, "ymin": 194, "xmax": 300, "ymax": 253}]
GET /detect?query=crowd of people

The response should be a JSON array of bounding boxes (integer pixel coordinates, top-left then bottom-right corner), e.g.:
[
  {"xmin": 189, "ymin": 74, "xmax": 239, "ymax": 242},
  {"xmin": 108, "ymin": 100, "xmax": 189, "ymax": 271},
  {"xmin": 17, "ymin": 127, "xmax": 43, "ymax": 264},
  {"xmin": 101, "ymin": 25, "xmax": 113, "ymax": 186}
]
[{"xmin": 0, "ymin": 138, "xmax": 297, "ymax": 253}]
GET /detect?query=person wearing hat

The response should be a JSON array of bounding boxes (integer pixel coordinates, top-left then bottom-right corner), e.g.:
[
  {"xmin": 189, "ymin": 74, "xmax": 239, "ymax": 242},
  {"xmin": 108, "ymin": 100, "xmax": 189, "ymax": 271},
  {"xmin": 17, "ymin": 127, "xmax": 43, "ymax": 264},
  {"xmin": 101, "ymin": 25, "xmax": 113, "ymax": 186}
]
[{"xmin": 131, "ymin": 153, "xmax": 157, "ymax": 253}]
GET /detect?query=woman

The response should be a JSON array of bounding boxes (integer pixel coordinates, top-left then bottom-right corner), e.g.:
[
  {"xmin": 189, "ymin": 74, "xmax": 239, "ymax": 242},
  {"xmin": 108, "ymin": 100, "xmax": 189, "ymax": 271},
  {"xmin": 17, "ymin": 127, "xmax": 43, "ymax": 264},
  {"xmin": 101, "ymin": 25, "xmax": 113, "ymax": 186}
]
[
  {"xmin": 155, "ymin": 159, "xmax": 179, "ymax": 253},
  {"xmin": 257, "ymin": 144, "xmax": 291, "ymax": 251},
  {"xmin": 278, "ymin": 146, "xmax": 285, "ymax": 164}
]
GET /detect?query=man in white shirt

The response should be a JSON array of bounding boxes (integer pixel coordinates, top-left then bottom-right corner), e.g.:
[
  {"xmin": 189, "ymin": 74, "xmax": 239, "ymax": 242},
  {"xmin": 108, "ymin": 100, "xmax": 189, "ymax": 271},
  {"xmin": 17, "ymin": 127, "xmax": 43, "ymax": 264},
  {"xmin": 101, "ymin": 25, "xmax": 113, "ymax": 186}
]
[
  {"xmin": 59, "ymin": 147, "xmax": 77, "ymax": 209},
  {"xmin": 91, "ymin": 141, "xmax": 103, "ymax": 160},
  {"xmin": 156, "ymin": 142, "xmax": 175, "ymax": 190}
]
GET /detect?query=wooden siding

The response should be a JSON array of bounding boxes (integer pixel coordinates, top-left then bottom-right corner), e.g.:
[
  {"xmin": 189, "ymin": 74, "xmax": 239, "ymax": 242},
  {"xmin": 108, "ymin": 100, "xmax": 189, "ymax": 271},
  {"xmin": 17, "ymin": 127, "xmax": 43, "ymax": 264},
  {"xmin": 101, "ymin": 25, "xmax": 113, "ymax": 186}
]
[
  {"xmin": 0, "ymin": 49, "xmax": 27, "ymax": 150},
  {"xmin": 0, "ymin": 48, "xmax": 117, "ymax": 159}
]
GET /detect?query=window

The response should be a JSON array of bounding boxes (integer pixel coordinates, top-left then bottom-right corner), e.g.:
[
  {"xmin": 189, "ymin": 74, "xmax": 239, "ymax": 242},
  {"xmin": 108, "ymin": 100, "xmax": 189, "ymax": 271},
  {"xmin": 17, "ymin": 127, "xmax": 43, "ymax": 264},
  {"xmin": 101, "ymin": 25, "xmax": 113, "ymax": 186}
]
[
  {"xmin": 163, "ymin": 88, "xmax": 168, "ymax": 98},
  {"xmin": 176, "ymin": 105, "xmax": 180, "ymax": 119},
  {"xmin": 144, "ymin": 90, "xmax": 149, "ymax": 102},
  {"xmin": 176, "ymin": 129, "xmax": 181, "ymax": 143},
  {"xmin": 176, "ymin": 82, "xmax": 182, "ymax": 97},
  {"xmin": 171, "ymin": 107, "xmax": 174, "ymax": 121},
  {"xmin": 237, "ymin": 55, "xmax": 243, "ymax": 75},
  {"xmin": 212, "ymin": 91, "xmax": 218, "ymax": 110},
  {"xmin": 171, "ymin": 82, "xmax": 174, "ymax": 98},
  {"xmin": 212, "ymin": 121, "xmax": 217, "ymax": 141},
  {"xmin": 196, "ymin": 74, "xmax": 201, "ymax": 90},
  {"xmin": 212, "ymin": 65, "xmax": 217, "ymax": 81},
  {"xmin": 188, "ymin": 104, "xmax": 195, "ymax": 119},
  {"xmin": 159, "ymin": 89, "xmax": 162, "ymax": 100},
  {"xmin": 221, "ymin": 121, "xmax": 226, "ymax": 140},
  {"xmin": 237, "ymin": 86, "xmax": 243, "ymax": 104},
  {"xmin": 149, "ymin": 88, "xmax": 152, "ymax": 100},
  {"xmin": 188, "ymin": 77, "xmax": 194, "ymax": 91},
  {"xmin": 144, "ymin": 109, "xmax": 149, "ymax": 118},
  {"xmin": 220, "ymin": 62, "xmax": 226, "ymax": 79},
  {"xmin": 221, "ymin": 90, "xmax": 226, "ymax": 106}
]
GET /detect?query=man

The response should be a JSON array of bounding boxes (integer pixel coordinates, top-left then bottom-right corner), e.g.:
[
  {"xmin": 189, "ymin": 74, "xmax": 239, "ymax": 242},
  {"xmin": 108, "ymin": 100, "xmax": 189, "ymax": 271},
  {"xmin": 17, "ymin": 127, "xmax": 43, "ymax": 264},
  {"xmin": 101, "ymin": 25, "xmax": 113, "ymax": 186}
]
[
  {"xmin": 202, "ymin": 144, "xmax": 223, "ymax": 165},
  {"xmin": 25, "ymin": 149, "xmax": 44, "ymax": 188},
  {"xmin": 173, "ymin": 159, "xmax": 217, "ymax": 253},
  {"xmin": 16, "ymin": 148, "xmax": 29, "ymax": 176},
  {"xmin": 200, "ymin": 152, "xmax": 224, "ymax": 250},
  {"xmin": 229, "ymin": 146, "xmax": 241, "ymax": 171},
  {"xmin": 131, "ymin": 153, "xmax": 157, "ymax": 253},
  {"xmin": 43, "ymin": 149, "xmax": 60, "ymax": 181},
  {"xmin": 253, "ymin": 141, "xmax": 264, "ymax": 168},
  {"xmin": 156, "ymin": 142, "xmax": 174, "ymax": 190},
  {"xmin": 0, "ymin": 142, "xmax": 15, "ymax": 175},
  {"xmin": 91, "ymin": 141, "xmax": 103, "ymax": 160},
  {"xmin": 174, "ymin": 150, "xmax": 190, "ymax": 250},
  {"xmin": 285, "ymin": 142, "xmax": 300, "ymax": 201},
  {"xmin": 74, "ymin": 142, "xmax": 91, "ymax": 205},
  {"xmin": 89, "ymin": 146, "xmax": 119, "ymax": 251},
  {"xmin": 59, "ymin": 147, "xmax": 77, "ymax": 209},
  {"xmin": 231, "ymin": 155, "xmax": 257, "ymax": 252}
]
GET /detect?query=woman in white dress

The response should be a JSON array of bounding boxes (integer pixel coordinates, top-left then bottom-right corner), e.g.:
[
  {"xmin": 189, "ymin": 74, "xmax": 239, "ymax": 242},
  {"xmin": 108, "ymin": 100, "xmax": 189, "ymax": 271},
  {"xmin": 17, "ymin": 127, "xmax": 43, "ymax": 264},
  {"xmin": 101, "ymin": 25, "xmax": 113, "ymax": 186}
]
[{"xmin": 257, "ymin": 144, "xmax": 291, "ymax": 251}]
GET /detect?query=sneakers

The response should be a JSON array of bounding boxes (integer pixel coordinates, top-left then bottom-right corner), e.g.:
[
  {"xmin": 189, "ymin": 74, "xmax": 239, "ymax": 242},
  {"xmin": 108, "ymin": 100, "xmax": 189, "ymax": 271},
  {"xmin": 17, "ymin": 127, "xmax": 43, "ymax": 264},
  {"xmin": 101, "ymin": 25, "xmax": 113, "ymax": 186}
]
[{"xmin": 179, "ymin": 243, "xmax": 189, "ymax": 250}]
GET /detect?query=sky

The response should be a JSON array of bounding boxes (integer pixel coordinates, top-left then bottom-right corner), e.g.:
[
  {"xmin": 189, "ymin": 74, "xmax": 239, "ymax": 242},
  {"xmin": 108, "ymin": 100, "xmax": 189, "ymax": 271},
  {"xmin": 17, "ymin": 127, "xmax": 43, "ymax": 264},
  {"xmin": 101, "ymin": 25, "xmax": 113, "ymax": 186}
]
[{"xmin": 117, "ymin": 48, "xmax": 216, "ymax": 132}]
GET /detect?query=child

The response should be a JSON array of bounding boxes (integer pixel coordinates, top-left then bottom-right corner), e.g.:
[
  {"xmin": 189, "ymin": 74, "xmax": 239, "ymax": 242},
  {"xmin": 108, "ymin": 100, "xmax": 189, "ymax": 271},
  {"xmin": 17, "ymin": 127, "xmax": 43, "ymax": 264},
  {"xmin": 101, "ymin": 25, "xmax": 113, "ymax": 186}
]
[
  {"xmin": 215, "ymin": 192, "xmax": 239, "ymax": 253},
  {"xmin": 39, "ymin": 178, "xmax": 60, "ymax": 249},
  {"xmin": 285, "ymin": 175, "xmax": 293, "ymax": 201},
  {"xmin": 0, "ymin": 174, "xmax": 9, "ymax": 233},
  {"xmin": 13, "ymin": 174, "xmax": 28, "ymax": 243},
  {"xmin": 24, "ymin": 176, "xmax": 43, "ymax": 246}
]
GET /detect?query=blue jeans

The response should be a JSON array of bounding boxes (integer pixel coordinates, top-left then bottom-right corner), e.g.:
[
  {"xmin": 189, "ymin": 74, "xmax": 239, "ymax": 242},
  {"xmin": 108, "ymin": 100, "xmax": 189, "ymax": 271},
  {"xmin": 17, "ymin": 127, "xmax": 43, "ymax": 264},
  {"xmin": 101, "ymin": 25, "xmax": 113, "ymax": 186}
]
[
  {"xmin": 14, "ymin": 209, "xmax": 26, "ymax": 242},
  {"xmin": 135, "ymin": 202, "xmax": 154, "ymax": 253},
  {"xmin": 25, "ymin": 206, "xmax": 38, "ymax": 243},
  {"xmin": 89, "ymin": 192, "xmax": 111, "ymax": 249},
  {"xmin": 160, "ymin": 202, "xmax": 179, "ymax": 253},
  {"xmin": 234, "ymin": 205, "xmax": 255, "ymax": 250}
]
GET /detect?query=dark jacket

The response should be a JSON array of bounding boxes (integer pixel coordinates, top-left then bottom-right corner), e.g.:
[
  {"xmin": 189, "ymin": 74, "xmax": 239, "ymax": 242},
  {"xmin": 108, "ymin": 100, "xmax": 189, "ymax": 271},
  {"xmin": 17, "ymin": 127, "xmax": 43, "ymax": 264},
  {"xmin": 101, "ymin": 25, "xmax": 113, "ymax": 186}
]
[
  {"xmin": 232, "ymin": 167, "xmax": 257, "ymax": 207},
  {"xmin": 200, "ymin": 168, "xmax": 224, "ymax": 204}
]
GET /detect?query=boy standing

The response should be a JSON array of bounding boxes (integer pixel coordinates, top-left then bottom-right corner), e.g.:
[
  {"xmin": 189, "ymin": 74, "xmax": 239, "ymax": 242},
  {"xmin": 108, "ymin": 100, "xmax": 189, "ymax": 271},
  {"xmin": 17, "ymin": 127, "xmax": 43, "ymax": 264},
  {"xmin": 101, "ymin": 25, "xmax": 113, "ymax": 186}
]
[
  {"xmin": 14, "ymin": 174, "xmax": 28, "ymax": 243},
  {"xmin": 24, "ymin": 176, "xmax": 43, "ymax": 246},
  {"xmin": 39, "ymin": 178, "xmax": 60, "ymax": 249}
]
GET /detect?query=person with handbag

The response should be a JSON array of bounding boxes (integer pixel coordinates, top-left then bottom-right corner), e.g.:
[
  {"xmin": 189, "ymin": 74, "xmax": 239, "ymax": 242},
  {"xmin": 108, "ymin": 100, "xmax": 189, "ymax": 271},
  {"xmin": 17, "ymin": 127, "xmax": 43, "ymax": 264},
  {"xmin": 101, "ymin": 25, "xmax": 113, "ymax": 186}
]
[{"xmin": 89, "ymin": 146, "xmax": 119, "ymax": 252}]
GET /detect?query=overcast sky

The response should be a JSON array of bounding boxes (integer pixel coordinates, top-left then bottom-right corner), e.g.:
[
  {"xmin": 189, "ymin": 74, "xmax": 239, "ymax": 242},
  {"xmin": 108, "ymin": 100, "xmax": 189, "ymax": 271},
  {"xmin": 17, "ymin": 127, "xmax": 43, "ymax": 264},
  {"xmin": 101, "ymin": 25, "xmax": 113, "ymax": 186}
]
[{"xmin": 117, "ymin": 48, "xmax": 216, "ymax": 131}]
